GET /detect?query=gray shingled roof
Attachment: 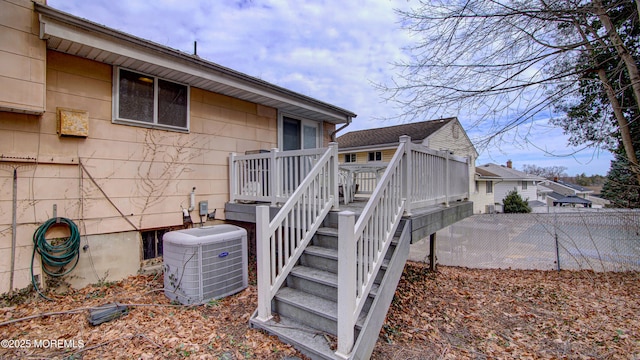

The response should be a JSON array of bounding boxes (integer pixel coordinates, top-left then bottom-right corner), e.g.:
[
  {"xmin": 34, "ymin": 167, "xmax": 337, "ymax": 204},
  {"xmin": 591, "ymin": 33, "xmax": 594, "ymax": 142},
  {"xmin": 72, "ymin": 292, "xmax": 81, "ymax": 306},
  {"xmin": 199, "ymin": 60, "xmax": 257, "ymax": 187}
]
[
  {"xmin": 553, "ymin": 195, "xmax": 593, "ymax": 205},
  {"xmin": 336, "ymin": 118, "xmax": 455, "ymax": 149},
  {"xmin": 476, "ymin": 163, "xmax": 545, "ymax": 181},
  {"xmin": 543, "ymin": 181, "xmax": 593, "ymax": 196}
]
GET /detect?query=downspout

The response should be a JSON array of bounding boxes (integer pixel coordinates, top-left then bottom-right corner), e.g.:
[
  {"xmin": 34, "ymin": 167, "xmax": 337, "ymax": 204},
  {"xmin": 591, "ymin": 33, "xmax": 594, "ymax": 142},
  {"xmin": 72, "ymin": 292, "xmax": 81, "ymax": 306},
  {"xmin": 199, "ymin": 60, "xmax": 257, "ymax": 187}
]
[
  {"xmin": 188, "ymin": 187, "xmax": 196, "ymax": 212},
  {"xmin": 330, "ymin": 116, "xmax": 353, "ymax": 142},
  {"xmin": 10, "ymin": 168, "xmax": 17, "ymax": 291}
]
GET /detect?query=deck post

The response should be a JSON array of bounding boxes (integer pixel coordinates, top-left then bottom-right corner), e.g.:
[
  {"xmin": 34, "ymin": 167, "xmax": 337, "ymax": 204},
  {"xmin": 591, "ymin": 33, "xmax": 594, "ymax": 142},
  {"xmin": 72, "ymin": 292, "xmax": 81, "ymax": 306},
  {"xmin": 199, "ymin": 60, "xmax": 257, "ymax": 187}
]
[
  {"xmin": 336, "ymin": 210, "xmax": 356, "ymax": 359},
  {"xmin": 444, "ymin": 150, "xmax": 450, "ymax": 207},
  {"xmin": 329, "ymin": 142, "xmax": 340, "ymax": 211},
  {"xmin": 429, "ymin": 232, "xmax": 437, "ymax": 271},
  {"xmin": 255, "ymin": 205, "xmax": 272, "ymax": 321},
  {"xmin": 270, "ymin": 148, "xmax": 279, "ymax": 205},
  {"xmin": 229, "ymin": 152, "xmax": 237, "ymax": 203},
  {"xmin": 400, "ymin": 135, "xmax": 412, "ymax": 216}
]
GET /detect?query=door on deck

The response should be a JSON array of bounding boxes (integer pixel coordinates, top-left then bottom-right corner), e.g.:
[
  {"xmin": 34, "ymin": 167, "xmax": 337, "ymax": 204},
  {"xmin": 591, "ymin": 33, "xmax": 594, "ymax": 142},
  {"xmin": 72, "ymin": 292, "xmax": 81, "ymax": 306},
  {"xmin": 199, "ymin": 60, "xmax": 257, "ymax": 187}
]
[{"xmin": 282, "ymin": 116, "xmax": 321, "ymax": 194}]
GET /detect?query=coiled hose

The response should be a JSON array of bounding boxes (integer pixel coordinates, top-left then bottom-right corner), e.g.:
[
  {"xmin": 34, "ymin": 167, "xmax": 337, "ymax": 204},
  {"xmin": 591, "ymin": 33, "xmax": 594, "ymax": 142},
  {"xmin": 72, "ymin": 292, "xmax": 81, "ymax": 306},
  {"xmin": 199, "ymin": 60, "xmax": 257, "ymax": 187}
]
[{"xmin": 31, "ymin": 217, "xmax": 81, "ymax": 300}]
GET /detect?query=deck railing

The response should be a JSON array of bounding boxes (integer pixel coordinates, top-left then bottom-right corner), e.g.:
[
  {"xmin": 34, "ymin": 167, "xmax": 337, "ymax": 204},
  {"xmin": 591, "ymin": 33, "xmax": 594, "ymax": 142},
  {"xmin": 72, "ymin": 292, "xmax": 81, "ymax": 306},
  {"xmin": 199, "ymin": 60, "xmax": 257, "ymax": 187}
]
[
  {"xmin": 408, "ymin": 146, "xmax": 470, "ymax": 211},
  {"xmin": 338, "ymin": 164, "xmax": 387, "ymax": 203},
  {"xmin": 336, "ymin": 136, "xmax": 470, "ymax": 358},
  {"xmin": 254, "ymin": 143, "xmax": 339, "ymax": 322},
  {"xmin": 336, "ymin": 136, "xmax": 409, "ymax": 358},
  {"xmin": 338, "ymin": 144, "xmax": 470, "ymax": 209},
  {"xmin": 229, "ymin": 147, "xmax": 327, "ymax": 205}
]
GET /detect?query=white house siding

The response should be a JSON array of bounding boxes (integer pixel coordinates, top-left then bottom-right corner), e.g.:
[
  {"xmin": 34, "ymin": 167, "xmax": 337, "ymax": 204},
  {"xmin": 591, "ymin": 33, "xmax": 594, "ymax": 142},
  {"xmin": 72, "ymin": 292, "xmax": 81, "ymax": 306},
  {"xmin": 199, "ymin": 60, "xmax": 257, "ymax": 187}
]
[
  {"xmin": 494, "ymin": 181, "xmax": 538, "ymax": 205},
  {"xmin": 470, "ymin": 181, "xmax": 495, "ymax": 214}
]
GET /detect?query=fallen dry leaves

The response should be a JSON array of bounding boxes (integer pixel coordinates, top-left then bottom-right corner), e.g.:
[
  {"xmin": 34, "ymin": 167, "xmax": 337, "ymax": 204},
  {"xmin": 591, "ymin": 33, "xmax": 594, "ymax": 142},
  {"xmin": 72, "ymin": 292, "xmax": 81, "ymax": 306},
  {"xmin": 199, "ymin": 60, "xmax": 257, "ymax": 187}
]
[
  {"xmin": 0, "ymin": 261, "xmax": 638, "ymax": 359},
  {"xmin": 375, "ymin": 263, "xmax": 640, "ymax": 360}
]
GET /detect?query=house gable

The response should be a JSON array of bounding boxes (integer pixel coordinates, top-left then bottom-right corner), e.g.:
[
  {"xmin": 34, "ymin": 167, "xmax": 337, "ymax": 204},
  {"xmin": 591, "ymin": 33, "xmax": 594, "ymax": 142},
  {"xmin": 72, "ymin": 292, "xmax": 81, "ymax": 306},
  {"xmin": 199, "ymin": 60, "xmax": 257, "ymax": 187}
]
[{"xmin": 423, "ymin": 119, "xmax": 478, "ymax": 159}]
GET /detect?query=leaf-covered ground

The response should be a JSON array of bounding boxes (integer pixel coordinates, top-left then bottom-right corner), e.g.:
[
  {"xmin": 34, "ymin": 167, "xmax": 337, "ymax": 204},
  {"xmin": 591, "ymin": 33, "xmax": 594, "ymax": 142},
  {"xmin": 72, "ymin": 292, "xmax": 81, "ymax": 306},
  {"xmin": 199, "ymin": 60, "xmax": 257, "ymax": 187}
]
[
  {"xmin": 1, "ymin": 262, "xmax": 638, "ymax": 359},
  {"xmin": 375, "ymin": 263, "xmax": 640, "ymax": 359}
]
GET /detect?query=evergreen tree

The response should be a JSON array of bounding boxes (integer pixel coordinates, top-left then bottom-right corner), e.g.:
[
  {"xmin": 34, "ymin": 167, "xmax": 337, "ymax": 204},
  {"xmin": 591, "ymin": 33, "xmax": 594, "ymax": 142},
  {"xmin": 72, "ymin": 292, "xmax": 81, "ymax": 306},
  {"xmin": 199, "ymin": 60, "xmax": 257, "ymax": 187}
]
[
  {"xmin": 601, "ymin": 150, "xmax": 640, "ymax": 208},
  {"xmin": 503, "ymin": 190, "xmax": 532, "ymax": 214}
]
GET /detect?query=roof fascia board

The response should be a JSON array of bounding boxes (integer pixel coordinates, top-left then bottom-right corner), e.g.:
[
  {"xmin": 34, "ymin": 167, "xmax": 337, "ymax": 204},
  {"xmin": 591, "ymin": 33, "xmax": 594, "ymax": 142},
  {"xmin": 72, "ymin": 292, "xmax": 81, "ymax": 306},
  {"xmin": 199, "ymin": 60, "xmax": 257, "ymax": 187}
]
[
  {"xmin": 338, "ymin": 139, "xmax": 430, "ymax": 153},
  {"xmin": 338, "ymin": 143, "xmax": 399, "ymax": 153},
  {"xmin": 36, "ymin": 6, "xmax": 355, "ymax": 123},
  {"xmin": 477, "ymin": 176, "xmax": 535, "ymax": 181}
]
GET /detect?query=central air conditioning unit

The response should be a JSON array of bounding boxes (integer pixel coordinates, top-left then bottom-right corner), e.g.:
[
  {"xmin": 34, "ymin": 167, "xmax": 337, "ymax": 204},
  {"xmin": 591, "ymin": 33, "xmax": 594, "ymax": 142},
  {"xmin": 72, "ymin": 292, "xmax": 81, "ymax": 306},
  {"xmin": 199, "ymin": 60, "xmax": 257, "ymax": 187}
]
[{"xmin": 163, "ymin": 224, "xmax": 248, "ymax": 305}]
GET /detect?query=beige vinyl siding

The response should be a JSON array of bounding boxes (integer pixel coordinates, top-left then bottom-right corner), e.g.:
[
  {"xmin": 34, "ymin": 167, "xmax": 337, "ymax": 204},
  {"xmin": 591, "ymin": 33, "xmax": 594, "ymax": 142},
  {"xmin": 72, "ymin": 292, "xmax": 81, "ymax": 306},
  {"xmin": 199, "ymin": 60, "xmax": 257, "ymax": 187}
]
[
  {"xmin": 0, "ymin": 50, "xmax": 278, "ymax": 291},
  {"xmin": 0, "ymin": 0, "xmax": 46, "ymax": 114},
  {"xmin": 339, "ymin": 149, "xmax": 396, "ymax": 164},
  {"xmin": 425, "ymin": 121, "xmax": 476, "ymax": 159}
]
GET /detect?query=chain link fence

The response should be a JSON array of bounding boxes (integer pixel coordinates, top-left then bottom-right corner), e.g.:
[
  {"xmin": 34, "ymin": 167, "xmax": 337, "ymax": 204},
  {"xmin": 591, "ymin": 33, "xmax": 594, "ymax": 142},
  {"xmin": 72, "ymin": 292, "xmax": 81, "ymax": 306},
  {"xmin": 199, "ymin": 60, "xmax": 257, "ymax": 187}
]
[{"xmin": 410, "ymin": 210, "xmax": 640, "ymax": 272}]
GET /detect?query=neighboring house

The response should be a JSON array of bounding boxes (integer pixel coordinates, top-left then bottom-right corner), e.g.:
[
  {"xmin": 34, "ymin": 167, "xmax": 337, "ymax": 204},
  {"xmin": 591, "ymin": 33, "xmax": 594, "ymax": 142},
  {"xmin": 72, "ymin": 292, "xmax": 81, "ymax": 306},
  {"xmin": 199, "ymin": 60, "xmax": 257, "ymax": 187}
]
[
  {"xmin": 543, "ymin": 179, "xmax": 593, "ymax": 199},
  {"xmin": 476, "ymin": 162, "xmax": 545, "ymax": 213},
  {"xmin": 337, "ymin": 117, "xmax": 477, "ymax": 164},
  {"xmin": 336, "ymin": 117, "xmax": 479, "ymax": 202},
  {"xmin": 538, "ymin": 180, "xmax": 609, "ymax": 208},
  {"xmin": 0, "ymin": 0, "xmax": 356, "ymax": 293}
]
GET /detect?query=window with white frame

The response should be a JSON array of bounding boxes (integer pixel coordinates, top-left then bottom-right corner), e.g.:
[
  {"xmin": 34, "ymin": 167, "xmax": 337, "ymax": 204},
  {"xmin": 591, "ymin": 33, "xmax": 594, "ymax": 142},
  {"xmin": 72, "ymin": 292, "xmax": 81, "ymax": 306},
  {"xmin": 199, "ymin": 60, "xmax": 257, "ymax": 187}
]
[
  {"xmin": 368, "ymin": 151, "xmax": 382, "ymax": 162},
  {"xmin": 486, "ymin": 181, "xmax": 493, "ymax": 194},
  {"xmin": 114, "ymin": 68, "xmax": 189, "ymax": 131},
  {"xmin": 344, "ymin": 153, "xmax": 356, "ymax": 163},
  {"xmin": 522, "ymin": 181, "xmax": 528, "ymax": 190},
  {"xmin": 281, "ymin": 115, "xmax": 320, "ymax": 150}
]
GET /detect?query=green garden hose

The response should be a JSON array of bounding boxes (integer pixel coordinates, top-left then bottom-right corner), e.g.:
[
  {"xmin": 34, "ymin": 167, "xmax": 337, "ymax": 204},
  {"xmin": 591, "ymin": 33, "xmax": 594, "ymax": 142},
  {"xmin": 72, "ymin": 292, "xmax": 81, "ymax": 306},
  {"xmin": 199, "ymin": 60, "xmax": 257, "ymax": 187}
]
[{"xmin": 31, "ymin": 217, "xmax": 81, "ymax": 300}]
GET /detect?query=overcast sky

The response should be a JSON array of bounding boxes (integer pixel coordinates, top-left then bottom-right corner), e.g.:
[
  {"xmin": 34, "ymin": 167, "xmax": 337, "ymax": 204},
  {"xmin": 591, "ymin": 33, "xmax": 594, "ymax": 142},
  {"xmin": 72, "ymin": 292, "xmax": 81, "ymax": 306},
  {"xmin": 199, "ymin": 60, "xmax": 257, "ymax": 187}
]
[{"xmin": 47, "ymin": 0, "xmax": 614, "ymax": 176}]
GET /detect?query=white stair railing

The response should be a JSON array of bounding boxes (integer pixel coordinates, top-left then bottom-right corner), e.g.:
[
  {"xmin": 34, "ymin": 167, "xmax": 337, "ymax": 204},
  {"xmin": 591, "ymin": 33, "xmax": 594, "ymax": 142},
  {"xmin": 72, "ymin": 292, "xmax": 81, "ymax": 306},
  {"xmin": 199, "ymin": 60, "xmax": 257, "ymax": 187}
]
[
  {"xmin": 255, "ymin": 143, "xmax": 339, "ymax": 322},
  {"xmin": 336, "ymin": 136, "xmax": 471, "ymax": 358},
  {"xmin": 336, "ymin": 136, "xmax": 410, "ymax": 358}
]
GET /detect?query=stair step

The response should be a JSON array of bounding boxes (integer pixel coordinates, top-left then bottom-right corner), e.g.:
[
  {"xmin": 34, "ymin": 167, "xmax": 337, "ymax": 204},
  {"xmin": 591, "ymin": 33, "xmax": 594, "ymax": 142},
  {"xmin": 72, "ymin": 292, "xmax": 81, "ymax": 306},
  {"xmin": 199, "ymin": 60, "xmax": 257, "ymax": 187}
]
[
  {"xmin": 288, "ymin": 266, "xmax": 338, "ymax": 301},
  {"xmin": 316, "ymin": 227, "xmax": 338, "ymax": 236},
  {"xmin": 305, "ymin": 245, "xmax": 338, "ymax": 259},
  {"xmin": 250, "ymin": 314, "xmax": 336, "ymax": 360},
  {"xmin": 274, "ymin": 287, "xmax": 368, "ymax": 334},
  {"xmin": 290, "ymin": 265, "xmax": 337, "ymax": 286},
  {"xmin": 288, "ymin": 265, "xmax": 381, "ymax": 310},
  {"xmin": 274, "ymin": 287, "xmax": 338, "ymax": 334},
  {"xmin": 312, "ymin": 227, "xmax": 339, "ymax": 249}
]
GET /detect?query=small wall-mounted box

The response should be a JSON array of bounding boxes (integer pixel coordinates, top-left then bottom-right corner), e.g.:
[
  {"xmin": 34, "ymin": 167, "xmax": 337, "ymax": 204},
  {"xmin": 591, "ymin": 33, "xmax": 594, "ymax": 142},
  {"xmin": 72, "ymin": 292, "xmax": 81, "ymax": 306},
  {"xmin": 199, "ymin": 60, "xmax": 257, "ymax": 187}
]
[
  {"xmin": 57, "ymin": 107, "xmax": 89, "ymax": 137},
  {"xmin": 199, "ymin": 200, "xmax": 208, "ymax": 216}
]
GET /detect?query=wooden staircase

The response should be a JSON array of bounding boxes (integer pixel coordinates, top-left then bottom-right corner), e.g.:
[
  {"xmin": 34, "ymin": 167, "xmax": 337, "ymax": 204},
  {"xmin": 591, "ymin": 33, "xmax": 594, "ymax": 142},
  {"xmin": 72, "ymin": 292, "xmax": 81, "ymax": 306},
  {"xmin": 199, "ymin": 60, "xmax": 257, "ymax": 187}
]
[
  {"xmin": 250, "ymin": 210, "xmax": 411, "ymax": 359},
  {"xmin": 242, "ymin": 136, "xmax": 472, "ymax": 359}
]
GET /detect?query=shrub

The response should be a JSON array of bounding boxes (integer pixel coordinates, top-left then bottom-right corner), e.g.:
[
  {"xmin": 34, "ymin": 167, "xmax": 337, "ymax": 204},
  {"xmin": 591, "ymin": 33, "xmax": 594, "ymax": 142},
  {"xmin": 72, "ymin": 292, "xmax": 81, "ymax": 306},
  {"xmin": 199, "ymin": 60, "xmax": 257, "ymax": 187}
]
[{"xmin": 503, "ymin": 190, "xmax": 532, "ymax": 213}]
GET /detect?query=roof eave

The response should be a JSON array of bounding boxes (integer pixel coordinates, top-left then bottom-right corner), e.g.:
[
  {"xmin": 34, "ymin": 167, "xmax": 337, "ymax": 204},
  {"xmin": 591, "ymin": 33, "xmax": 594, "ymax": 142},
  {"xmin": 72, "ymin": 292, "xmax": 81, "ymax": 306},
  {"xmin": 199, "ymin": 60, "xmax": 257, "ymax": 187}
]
[
  {"xmin": 337, "ymin": 142, "xmax": 402, "ymax": 152},
  {"xmin": 34, "ymin": 3, "xmax": 356, "ymax": 124}
]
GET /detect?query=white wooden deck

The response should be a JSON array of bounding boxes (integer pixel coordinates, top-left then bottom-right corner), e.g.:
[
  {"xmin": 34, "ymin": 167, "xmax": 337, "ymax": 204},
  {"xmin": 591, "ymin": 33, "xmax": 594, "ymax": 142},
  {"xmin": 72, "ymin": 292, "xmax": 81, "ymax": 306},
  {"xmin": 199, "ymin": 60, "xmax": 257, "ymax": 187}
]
[{"xmin": 226, "ymin": 137, "xmax": 472, "ymax": 359}]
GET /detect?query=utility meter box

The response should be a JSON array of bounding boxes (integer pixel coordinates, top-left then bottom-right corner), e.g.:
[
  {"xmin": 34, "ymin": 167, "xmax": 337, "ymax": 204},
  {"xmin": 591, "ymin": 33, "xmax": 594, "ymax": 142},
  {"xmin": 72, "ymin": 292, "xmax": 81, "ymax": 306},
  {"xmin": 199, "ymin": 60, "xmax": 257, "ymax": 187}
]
[{"xmin": 199, "ymin": 200, "xmax": 208, "ymax": 216}]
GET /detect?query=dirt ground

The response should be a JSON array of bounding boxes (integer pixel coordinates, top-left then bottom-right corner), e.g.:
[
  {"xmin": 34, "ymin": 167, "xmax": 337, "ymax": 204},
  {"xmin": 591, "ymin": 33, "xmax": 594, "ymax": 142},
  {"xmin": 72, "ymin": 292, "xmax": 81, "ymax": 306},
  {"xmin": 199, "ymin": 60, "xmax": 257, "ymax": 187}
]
[{"xmin": 1, "ymin": 261, "xmax": 638, "ymax": 359}]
